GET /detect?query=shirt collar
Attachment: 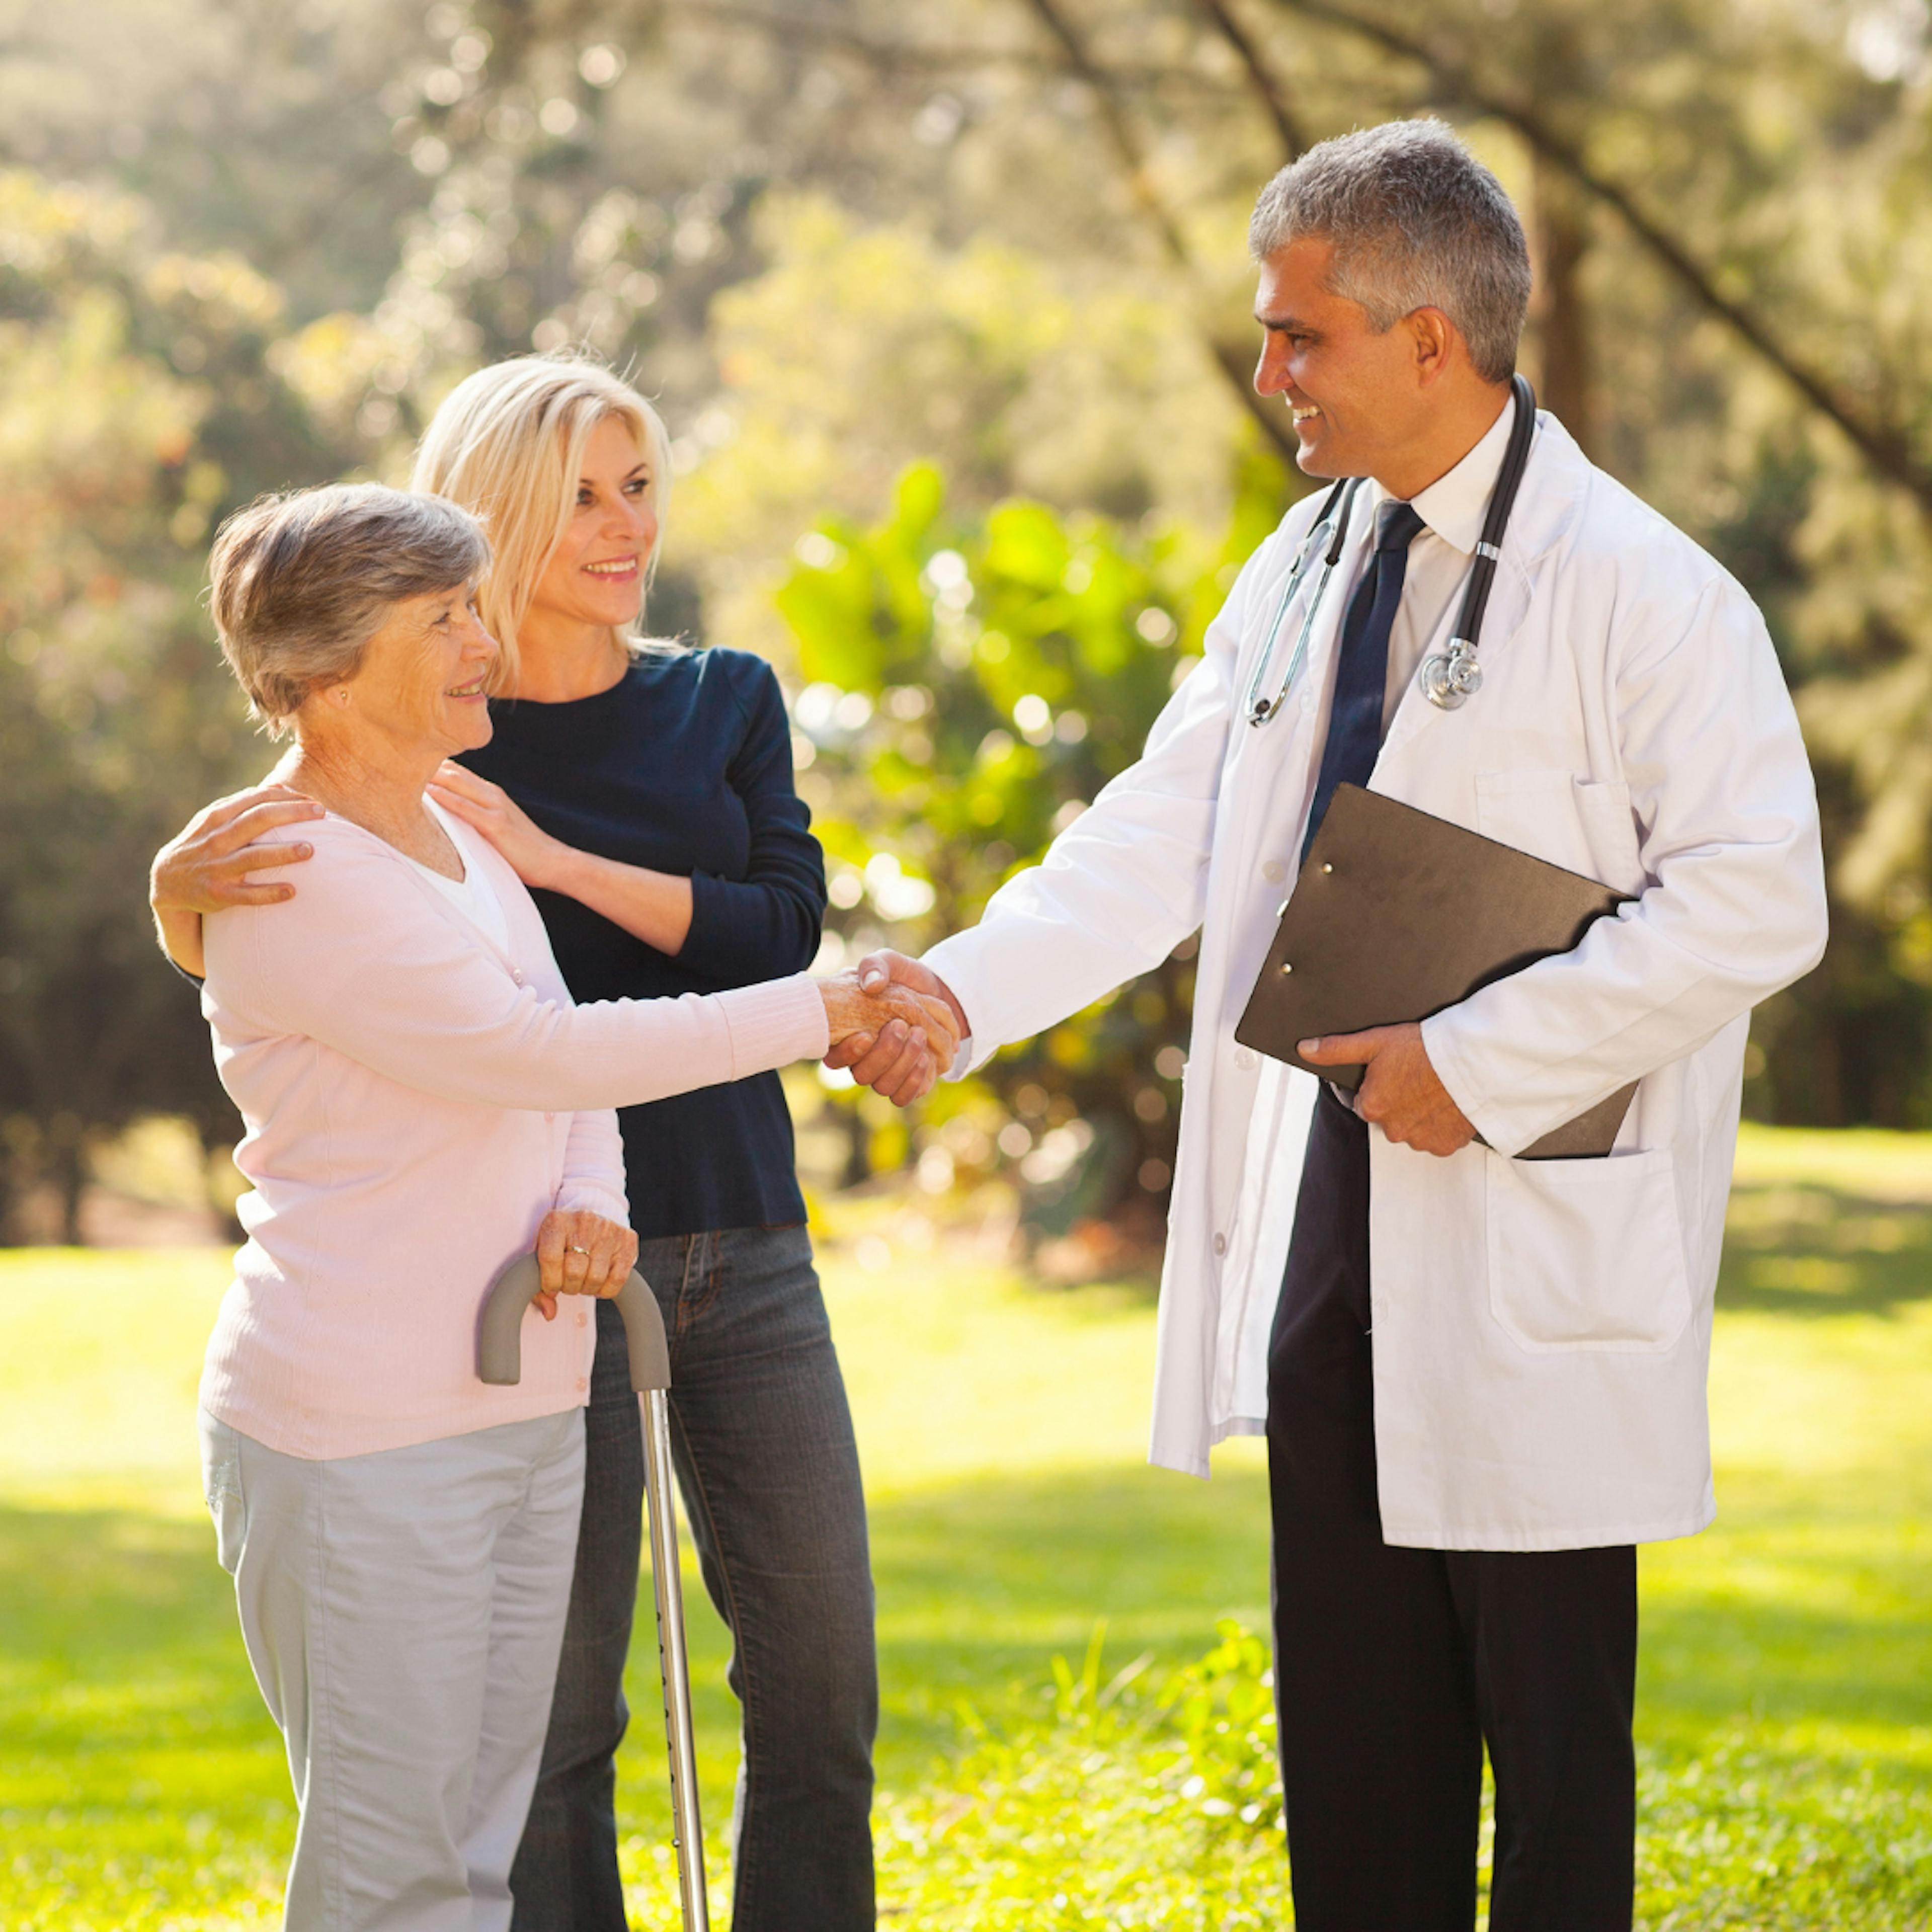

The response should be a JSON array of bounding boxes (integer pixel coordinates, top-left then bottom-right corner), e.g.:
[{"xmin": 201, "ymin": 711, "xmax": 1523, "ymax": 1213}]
[{"xmin": 1372, "ymin": 398, "xmax": 1515, "ymax": 555}]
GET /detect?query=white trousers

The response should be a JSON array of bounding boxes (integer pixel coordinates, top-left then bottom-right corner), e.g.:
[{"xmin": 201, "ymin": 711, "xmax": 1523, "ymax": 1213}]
[{"xmin": 199, "ymin": 1406, "xmax": 586, "ymax": 1932}]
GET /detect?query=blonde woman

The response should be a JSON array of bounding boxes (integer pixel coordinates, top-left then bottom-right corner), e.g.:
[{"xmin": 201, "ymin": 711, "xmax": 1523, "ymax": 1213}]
[{"xmin": 151, "ymin": 357, "xmax": 930, "ymax": 1931}]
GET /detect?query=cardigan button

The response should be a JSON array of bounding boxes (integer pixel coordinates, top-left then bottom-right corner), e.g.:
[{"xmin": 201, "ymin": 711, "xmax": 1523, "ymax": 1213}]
[{"xmin": 1213, "ymin": 1233, "xmax": 1228, "ymax": 1257}]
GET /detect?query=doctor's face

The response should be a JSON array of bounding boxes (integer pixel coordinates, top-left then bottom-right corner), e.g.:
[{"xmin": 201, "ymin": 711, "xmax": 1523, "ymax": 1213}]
[{"xmin": 1253, "ymin": 236, "xmax": 1440, "ymax": 484}]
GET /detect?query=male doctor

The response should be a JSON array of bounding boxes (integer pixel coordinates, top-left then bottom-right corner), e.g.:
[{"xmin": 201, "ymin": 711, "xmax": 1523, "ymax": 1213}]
[{"xmin": 832, "ymin": 120, "xmax": 1827, "ymax": 1928}]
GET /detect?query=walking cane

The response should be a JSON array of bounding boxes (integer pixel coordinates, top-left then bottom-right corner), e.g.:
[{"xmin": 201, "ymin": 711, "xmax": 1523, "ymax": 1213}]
[{"xmin": 479, "ymin": 1252, "xmax": 710, "ymax": 1932}]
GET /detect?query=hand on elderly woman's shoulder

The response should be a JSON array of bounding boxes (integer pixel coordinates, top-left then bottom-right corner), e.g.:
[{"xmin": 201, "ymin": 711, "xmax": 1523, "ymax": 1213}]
[
  {"xmin": 148, "ymin": 782, "xmax": 326, "ymax": 976},
  {"xmin": 531, "ymin": 1209, "xmax": 639, "ymax": 1321}
]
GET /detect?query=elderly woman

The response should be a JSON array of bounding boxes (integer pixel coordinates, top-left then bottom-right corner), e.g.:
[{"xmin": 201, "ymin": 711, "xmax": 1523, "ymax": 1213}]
[
  {"xmin": 178, "ymin": 481, "xmax": 949, "ymax": 1932},
  {"xmin": 155, "ymin": 355, "xmax": 939, "ymax": 1932}
]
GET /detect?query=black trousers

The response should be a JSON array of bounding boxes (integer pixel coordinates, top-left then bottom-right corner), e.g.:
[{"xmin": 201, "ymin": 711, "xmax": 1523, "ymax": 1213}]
[{"xmin": 1267, "ymin": 1087, "xmax": 1637, "ymax": 1931}]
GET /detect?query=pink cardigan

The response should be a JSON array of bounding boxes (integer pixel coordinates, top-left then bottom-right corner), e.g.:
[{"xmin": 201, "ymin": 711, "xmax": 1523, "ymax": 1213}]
[{"xmin": 198, "ymin": 810, "xmax": 829, "ymax": 1459}]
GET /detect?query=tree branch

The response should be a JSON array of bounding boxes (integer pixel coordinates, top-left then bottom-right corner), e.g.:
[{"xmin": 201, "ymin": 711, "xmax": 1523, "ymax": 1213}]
[
  {"xmin": 1263, "ymin": 0, "xmax": 1932, "ymax": 518},
  {"xmin": 650, "ymin": 0, "xmax": 1232, "ymax": 94},
  {"xmin": 1016, "ymin": 0, "xmax": 1302, "ymax": 468},
  {"xmin": 1191, "ymin": 0, "xmax": 1305, "ymax": 160}
]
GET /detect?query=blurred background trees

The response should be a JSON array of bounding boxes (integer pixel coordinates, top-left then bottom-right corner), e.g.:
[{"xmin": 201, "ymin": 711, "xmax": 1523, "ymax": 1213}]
[{"xmin": 4, "ymin": 0, "xmax": 1932, "ymax": 1238}]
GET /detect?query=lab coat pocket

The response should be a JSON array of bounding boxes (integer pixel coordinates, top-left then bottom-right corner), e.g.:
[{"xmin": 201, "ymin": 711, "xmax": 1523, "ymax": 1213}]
[
  {"xmin": 1475, "ymin": 769, "xmax": 1645, "ymax": 895},
  {"xmin": 1486, "ymin": 1147, "xmax": 1691, "ymax": 1353}
]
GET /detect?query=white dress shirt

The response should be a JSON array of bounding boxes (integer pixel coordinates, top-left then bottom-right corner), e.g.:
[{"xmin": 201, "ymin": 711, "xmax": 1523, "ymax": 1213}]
[{"xmin": 1374, "ymin": 397, "xmax": 1514, "ymax": 730}]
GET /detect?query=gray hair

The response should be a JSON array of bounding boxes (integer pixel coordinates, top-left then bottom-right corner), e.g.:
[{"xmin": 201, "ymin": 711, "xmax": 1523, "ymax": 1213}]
[
  {"xmin": 1249, "ymin": 119, "xmax": 1531, "ymax": 385},
  {"xmin": 208, "ymin": 484, "xmax": 490, "ymax": 734}
]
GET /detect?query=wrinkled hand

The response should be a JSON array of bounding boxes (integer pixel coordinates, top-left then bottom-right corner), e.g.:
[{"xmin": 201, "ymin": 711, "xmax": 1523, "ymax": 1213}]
[
  {"xmin": 531, "ymin": 1209, "xmax": 638, "ymax": 1322},
  {"xmin": 817, "ymin": 957, "xmax": 963, "ymax": 1106},
  {"xmin": 823, "ymin": 950, "xmax": 970, "ymax": 1108},
  {"xmin": 428, "ymin": 761, "xmax": 571, "ymax": 889},
  {"xmin": 1299, "ymin": 1022, "xmax": 1475, "ymax": 1158},
  {"xmin": 148, "ymin": 783, "xmax": 325, "ymax": 975}
]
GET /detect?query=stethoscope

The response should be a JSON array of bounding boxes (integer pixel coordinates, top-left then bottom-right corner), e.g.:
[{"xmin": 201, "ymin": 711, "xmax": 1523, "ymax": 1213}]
[{"xmin": 1243, "ymin": 372, "xmax": 1537, "ymax": 727}]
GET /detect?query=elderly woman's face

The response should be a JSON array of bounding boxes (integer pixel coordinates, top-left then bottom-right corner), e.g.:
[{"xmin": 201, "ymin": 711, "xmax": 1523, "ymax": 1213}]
[
  {"xmin": 528, "ymin": 414, "xmax": 658, "ymax": 634},
  {"xmin": 328, "ymin": 581, "xmax": 498, "ymax": 759}
]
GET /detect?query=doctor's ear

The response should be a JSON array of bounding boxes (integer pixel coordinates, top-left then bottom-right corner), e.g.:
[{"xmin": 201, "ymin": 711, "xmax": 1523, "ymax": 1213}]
[{"xmin": 1405, "ymin": 307, "xmax": 1459, "ymax": 387}]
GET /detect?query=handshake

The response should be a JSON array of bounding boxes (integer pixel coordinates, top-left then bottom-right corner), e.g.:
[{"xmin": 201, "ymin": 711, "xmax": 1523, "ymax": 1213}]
[{"xmin": 815, "ymin": 951, "xmax": 963, "ymax": 1107}]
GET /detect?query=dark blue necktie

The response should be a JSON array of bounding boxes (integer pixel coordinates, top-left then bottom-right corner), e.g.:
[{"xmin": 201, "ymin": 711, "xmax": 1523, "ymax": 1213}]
[{"xmin": 1301, "ymin": 499, "xmax": 1426, "ymax": 864}]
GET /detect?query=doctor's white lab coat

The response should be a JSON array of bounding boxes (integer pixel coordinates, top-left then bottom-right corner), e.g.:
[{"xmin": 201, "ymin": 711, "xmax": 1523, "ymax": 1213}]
[{"xmin": 923, "ymin": 414, "xmax": 1827, "ymax": 1552}]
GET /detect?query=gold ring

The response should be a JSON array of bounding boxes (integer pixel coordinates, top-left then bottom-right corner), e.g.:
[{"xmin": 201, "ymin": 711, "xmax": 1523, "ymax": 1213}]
[{"xmin": 567, "ymin": 1244, "xmax": 590, "ymax": 1256}]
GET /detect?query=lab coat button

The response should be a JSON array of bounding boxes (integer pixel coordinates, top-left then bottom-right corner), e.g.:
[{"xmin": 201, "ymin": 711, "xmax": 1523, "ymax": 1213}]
[
  {"xmin": 512, "ymin": 968, "xmax": 525, "ymax": 985},
  {"xmin": 1261, "ymin": 860, "xmax": 1285, "ymax": 883},
  {"xmin": 1234, "ymin": 1048, "xmax": 1257, "ymax": 1071},
  {"xmin": 1213, "ymin": 1233, "xmax": 1228, "ymax": 1257}
]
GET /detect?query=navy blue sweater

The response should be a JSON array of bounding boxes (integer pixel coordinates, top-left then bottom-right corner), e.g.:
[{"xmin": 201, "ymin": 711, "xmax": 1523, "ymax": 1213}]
[{"xmin": 459, "ymin": 648, "xmax": 826, "ymax": 1239}]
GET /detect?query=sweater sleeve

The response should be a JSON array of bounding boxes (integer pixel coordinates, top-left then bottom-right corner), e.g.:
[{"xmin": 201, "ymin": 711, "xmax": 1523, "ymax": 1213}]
[
  {"xmin": 677, "ymin": 657, "xmax": 828, "ymax": 985},
  {"xmin": 556, "ymin": 1106, "xmax": 630, "ymax": 1225},
  {"xmin": 204, "ymin": 825, "xmax": 830, "ymax": 1112}
]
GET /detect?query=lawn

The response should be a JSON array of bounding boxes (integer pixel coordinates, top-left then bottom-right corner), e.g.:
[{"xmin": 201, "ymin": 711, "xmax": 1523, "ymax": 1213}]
[{"xmin": 2, "ymin": 1124, "xmax": 1929, "ymax": 1927}]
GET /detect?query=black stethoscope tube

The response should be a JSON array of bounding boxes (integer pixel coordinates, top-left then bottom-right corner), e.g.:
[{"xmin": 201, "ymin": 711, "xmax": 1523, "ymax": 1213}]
[{"xmin": 1245, "ymin": 372, "xmax": 1539, "ymax": 725}]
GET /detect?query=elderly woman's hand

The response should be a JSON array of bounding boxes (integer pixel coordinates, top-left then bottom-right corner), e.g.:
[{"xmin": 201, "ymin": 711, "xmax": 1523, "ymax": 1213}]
[
  {"xmin": 531, "ymin": 1209, "xmax": 639, "ymax": 1321},
  {"xmin": 817, "ymin": 968, "xmax": 961, "ymax": 1101}
]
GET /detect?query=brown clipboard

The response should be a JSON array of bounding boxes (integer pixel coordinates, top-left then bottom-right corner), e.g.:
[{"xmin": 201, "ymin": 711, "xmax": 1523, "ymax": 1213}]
[{"xmin": 1234, "ymin": 784, "xmax": 1637, "ymax": 1160}]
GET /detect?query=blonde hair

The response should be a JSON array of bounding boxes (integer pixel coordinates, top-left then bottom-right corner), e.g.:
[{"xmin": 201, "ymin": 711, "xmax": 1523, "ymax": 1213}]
[
  {"xmin": 411, "ymin": 352, "xmax": 673, "ymax": 690},
  {"xmin": 208, "ymin": 483, "xmax": 488, "ymax": 736}
]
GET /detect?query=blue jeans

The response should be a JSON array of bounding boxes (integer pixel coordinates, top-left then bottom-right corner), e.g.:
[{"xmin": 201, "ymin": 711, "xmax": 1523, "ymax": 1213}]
[{"xmin": 509, "ymin": 1225, "xmax": 877, "ymax": 1931}]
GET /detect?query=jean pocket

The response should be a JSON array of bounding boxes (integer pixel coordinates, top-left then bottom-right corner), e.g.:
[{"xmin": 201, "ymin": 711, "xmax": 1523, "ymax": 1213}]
[{"xmin": 1486, "ymin": 1147, "xmax": 1692, "ymax": 1353}]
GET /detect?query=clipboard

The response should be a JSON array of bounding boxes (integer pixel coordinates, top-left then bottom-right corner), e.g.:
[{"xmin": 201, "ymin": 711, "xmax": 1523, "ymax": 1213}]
[{"xmin": 1234, "ymin": 784, "xmax": 1638, "ymax": 1160}]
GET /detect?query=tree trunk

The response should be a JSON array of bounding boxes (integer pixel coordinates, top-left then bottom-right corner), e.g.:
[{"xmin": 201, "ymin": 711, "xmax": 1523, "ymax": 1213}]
[
  {"xmin": 53, "ymin": 1134, "xmax": 86, "ymax": 1248},
  {"xmin": 1531, "ymin": 151, "xmax": 1596, "ymax": 460}
]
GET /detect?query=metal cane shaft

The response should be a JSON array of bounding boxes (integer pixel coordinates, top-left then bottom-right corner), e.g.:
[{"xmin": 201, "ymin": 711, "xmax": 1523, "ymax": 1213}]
[{"xmin": 643, "ymin": 1388, "xmax": 709, "ymax": 1931}]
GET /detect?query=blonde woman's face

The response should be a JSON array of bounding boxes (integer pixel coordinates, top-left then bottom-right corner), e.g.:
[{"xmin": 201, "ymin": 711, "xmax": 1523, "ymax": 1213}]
[{"xmin": 529, "ymin": 414, "xmax": 658, "ymax": 634}]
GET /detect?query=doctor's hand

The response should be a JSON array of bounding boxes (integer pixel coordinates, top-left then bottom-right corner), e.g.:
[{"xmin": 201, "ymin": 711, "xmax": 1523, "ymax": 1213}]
[
  {"xmin": 819, "ymin": 963, "xmax": 962, "ymax": 1104},
  {"xmin": 1299, "ymin": 1023, "xmax": 1476, "ymax": 1159},
  {"xmin": 824, "ymin": 950, "xmax": 971, "ymax": 1107}
]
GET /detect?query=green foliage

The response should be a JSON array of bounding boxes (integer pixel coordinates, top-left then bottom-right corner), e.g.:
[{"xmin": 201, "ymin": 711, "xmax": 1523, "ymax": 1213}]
[
  {"xmin": 0, "ymin": 170, "xmax": 355, "ymax": 1239},
  {"xmin": 1157, "ymin": 1620, "xmax": 1282, "ymax": 1843},
  {"xmin": 774, "ymin": 460, "xmax": 1299, "ymax": 1214}
]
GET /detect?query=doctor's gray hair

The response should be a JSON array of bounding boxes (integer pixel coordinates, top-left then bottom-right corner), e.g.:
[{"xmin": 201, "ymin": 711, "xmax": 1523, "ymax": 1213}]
[{"xmin": 1249, "ymin": 120, "xmax": 1531, "ymax": 385}]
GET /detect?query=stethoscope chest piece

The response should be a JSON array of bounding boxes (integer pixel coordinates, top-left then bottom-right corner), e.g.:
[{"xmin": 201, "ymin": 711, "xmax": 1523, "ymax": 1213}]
[
  {"xmin": 1414, "ymin": 370, "xmax": 1536, "ymax": 715},
  {"xmin": 1419, "ymin": 638, "xmax": 1483, "ymax": 710}
]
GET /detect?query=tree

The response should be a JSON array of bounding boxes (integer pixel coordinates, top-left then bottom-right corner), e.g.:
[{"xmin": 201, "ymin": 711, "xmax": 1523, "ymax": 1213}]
[
  {"xmin": 0, "ymin": 169, "xmax": 355, "ymax": 1238},
  {"xmin": 773, "ymin": 458, "xmax": 1287, "ymax": 1218}
]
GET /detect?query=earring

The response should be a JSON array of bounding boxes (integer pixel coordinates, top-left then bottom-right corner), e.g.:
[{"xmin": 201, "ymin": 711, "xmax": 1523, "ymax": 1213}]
[{"xmin": 336, "ymin": 688, "xmax": 351, "ymax": 706}]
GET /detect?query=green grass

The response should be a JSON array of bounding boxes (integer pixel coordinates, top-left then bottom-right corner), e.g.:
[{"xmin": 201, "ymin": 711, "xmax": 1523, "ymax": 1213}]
[{"xmin": 2, "ymin": 1122, "xmax": 1930, "ymax": 1926}]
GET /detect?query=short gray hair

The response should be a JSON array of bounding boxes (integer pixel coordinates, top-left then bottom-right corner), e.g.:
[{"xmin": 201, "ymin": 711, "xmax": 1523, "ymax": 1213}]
[
  {"xmin": 208, "ymin": 484, "xmax": 489, "ymax": 734},
  {"xmin": 1249, "ymin": 119, "xmax": 1531, "ymax": 385}
]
